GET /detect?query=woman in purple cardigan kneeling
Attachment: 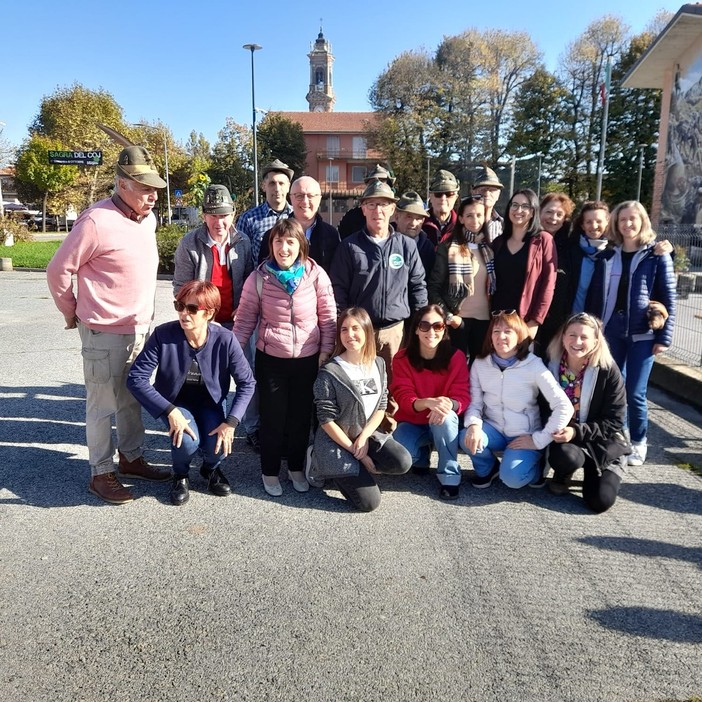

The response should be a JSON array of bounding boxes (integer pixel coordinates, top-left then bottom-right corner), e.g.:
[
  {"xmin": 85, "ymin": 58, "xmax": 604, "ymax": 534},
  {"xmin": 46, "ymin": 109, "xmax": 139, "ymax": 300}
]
[{"xmin": 127, "ymin": 281, "xmax": 256, "ymax": 506}]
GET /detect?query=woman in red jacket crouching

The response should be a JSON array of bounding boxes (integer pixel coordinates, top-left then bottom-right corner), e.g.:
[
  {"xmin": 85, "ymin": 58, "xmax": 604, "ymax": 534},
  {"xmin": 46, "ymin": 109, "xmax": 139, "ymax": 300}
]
[{"xmin": 391, "ymin": 305, "xmax": 470, "ymax": 500}]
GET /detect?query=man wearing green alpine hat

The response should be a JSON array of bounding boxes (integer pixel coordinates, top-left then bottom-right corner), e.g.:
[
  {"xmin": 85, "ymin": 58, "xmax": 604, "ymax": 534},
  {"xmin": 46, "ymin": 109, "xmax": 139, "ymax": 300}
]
[
  {"xmin": 173, "ymin": 184, "xmax": 253, "ymax": 328},
  {"xmin": 47, "ymin": 145, "xmax": 171, "ymax": 505}
]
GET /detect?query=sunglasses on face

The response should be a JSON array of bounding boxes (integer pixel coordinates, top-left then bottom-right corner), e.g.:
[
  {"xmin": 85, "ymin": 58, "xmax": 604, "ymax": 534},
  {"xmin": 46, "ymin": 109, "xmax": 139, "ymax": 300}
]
[
  {"xmin": 174, "ymin": 300, "xmax": 206, "ymax": 314},
  {"xmin": 432, "ymin": 192, "xmax": 457, "ymax": 199},
  {"xmin": 418, "ymin": 321, "xmax": 446, "ymax": 332}
]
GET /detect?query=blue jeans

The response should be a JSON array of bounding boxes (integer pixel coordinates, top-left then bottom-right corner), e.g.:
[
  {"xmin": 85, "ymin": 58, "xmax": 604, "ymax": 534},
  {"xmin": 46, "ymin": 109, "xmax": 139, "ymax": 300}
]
[
  {"xmin": 160, "ymin": 402, "xmax": 226, "ymax": 477},
  {"xmin": 460, "ymin": 420, "xmax": 542, "ymax": 489},
  {"xmin": 605, "ymin": 313, "xmax": 654, "ymax": 444},
  {"xmin": 394, "ymin": 411, "xmax": 461, "ymax": 486}
]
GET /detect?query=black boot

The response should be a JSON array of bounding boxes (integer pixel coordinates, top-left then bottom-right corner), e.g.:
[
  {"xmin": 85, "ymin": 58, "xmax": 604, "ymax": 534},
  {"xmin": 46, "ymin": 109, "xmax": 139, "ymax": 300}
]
[{"xmin": 170, "ymin": 476, "xmax": 190, "ymax": 506}]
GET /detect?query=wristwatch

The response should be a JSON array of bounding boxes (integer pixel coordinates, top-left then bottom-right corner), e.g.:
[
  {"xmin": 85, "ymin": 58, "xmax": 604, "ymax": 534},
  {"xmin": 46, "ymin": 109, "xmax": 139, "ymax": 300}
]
[{"xmin": 446, "ymin": 313, "xmax": 454, "ymax": 324}]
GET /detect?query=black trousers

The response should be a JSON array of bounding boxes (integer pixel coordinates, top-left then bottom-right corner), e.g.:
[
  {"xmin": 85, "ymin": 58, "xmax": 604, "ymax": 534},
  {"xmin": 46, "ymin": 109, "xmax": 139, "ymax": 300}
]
[
  {"xmin": 448, "ymin": 318, "xmax": 490, "ymax": 366},
  {"xmin": 256, "ymin": 351, "xmax": 318, "ymax": 477},
  {"xmin": 334, "ymin": 436, "xmax": 411, "ymax": 512},
  {"xmin": 549, "ymin": 442, "xmax": 622, "ymax": 513}
]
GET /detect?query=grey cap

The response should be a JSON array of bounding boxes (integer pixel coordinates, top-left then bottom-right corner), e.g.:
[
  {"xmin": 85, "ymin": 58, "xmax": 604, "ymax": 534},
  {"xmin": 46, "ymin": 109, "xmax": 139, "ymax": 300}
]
[
  {"xmin": 396, "ymin": 191, "xmax": 427, "ymax": 217},
  {"xmin": 429, "ymin": 169, "xmax": 459, "ymax": 193},
  {"xmin": 364, "ymin": 164, "xmax": 396, "ymax": 188},
  {"xmin": 472, "ymin": 166, "xmax": 503, "ymax": 190},
  {"xmin": 261, "ymin": 158, "xmax": 294, "ymax": 181},
  {"xmin": 115, "ymin": 146, "xmax": 167, "ymax": 189},
  {"xmin": 360, "ymin": 180, "xmax": 398, "ymax": 202},
  {"xmin": 202, "ymin": 184, "xmax": 235, "ymax": 215}
]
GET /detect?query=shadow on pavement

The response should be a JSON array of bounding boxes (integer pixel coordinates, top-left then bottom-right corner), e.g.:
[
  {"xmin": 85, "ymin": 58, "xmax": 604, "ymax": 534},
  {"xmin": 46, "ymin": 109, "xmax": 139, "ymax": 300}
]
[
  {"xmin": 587, "ymin": 606, "xmax": 702, "ymax": 643},
  {"xmin": 618, "ymin": 482, "xmax": 702, "ymax": 516},
  {"xmin": 578, "ymin": 535, "xmax": 702, "ymax": 569}
]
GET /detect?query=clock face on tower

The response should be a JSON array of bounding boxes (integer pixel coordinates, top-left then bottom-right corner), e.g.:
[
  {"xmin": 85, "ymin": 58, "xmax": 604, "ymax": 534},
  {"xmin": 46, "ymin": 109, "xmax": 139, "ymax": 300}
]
[{"xmin": 313, "ymin": 105, "xmax": 324, "ymax": 112}]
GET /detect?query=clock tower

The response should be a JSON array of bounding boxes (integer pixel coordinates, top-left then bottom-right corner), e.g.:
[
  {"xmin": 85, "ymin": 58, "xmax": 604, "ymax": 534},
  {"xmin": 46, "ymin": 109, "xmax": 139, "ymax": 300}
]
[{"xmin": 306, "ymin": 27, "xmax": 335, "ymax": 113}]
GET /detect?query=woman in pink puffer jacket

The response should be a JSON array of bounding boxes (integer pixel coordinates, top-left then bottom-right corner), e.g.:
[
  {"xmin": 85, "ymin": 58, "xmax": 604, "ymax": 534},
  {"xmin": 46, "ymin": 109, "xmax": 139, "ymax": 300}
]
[{"xmin": 234, "ymin": 219, "xmax": 337, "ymax": 497}]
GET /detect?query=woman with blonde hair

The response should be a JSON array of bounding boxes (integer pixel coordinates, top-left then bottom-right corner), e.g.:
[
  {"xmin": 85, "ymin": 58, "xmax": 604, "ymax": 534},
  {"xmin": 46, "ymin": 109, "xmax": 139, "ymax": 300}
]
[
  {"xmin": 310, "ymin": 308, "xmax": 412, "ymax": 511},
  {"xmin": 546, "ymin": 313, "xmax": 630, "ymax": 512},
  {"xmin": 585, "ymin": 201, "xmax": 675, "ymax": 466}
]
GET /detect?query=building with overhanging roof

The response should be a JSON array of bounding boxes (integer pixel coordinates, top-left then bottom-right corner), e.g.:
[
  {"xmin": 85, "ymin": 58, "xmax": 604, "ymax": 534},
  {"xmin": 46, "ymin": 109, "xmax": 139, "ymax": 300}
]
[{"xmin": 623, "ymin": 4, "xmax": 702, "ymax": 226}]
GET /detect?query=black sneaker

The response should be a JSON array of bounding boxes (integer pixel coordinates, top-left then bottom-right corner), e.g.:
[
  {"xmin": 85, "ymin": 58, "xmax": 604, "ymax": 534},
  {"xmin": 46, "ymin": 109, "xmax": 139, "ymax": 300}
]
[
  {"xmin": 471, "ymin": 462, "xmax": 499, "ymax": 489},
  {"xmin": 548, "ymin": 473, "xmax": 572, "ymax": 495},
  {"xmin": 245, "ymin": 430, "xmax": 261, "ymax": 453},
  {"xmin": 529, "ymin": 475, "xmax": 547, "ymax": 489},
  {"xmin": 411, "ymin": 464, "xmax": 430, "ymax": 476},
  {"xmin": 439, "ymin": 484, "xmax": 460, "ymax": 500}
]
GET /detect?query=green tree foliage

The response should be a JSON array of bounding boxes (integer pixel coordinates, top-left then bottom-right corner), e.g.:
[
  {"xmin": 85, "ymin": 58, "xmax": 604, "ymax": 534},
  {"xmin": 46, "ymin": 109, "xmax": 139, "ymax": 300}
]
[
  {"xmin": 370, "ymin": 32, "xmax": 540, "ymax": 187},
  {"xmin": 209, "ymin": 119, "xmax": 254, "ymax": 211},
  {"xmin": 15, "ymin": 136, "xmax": 78, "ymax": 231},
  {"xmin": 128, "ymin": 121, "xmax": 189, "ymax": 219},
  {"xmin": 558, "ymin": 15, "xmax": 629, "ymax": 198},
  {"xmin": 31, "ymin": 83, "xmax": 127, "ymax": 208},
  {"xmin": 257, "ymin": 114, "xmax": 307, "ymax": 178},
  {"xmin": 506, "ymin": 68, "xmax": 570, "ymax": 182},
  {"xmin": 368, "ymin": 51, "xmax": 439, "ymax": 190},
  {"xmin": 602, "ymin": 31, "xmax": 663, "ymax": 209}
]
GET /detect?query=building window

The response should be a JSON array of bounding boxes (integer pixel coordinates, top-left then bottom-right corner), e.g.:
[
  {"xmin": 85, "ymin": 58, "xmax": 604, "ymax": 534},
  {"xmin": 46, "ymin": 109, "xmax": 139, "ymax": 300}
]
[
  {"xmin": 325, "ymin": 165, "xmax": 339, "ymax": 183},
  {"xmin": 327, "ymin": 136, "xmax": 340, "ymax": 158},
  {"xmin": 315, "ymin": 68, "xmax": 324, "ymax": 86},
  {"xmin": 351, "ymin": 166, "xmax": 366, "ymax": 183},
  {"xmin": 352, "ymin": 137, "xmax": 367, "ymax": 159}
]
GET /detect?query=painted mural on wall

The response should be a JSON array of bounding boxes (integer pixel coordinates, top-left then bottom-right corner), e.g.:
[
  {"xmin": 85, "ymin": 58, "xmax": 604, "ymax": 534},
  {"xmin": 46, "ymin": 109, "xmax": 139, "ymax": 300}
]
[{"xmin": 661, "ymin": 52, "xmax": 702, "ymax": 225}]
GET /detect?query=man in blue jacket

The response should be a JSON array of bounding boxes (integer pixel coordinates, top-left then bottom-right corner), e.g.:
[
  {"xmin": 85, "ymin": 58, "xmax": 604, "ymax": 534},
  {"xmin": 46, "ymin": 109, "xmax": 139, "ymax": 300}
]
[{"xmin": 330, "ymin": 180, "xmax": 428, "ymax": 386}]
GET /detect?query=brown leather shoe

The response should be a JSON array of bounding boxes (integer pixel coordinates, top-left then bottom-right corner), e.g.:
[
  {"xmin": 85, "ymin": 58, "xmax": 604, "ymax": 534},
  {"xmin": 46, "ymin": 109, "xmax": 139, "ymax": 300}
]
[
  {"xmin": 118, "ymin": 452, "xmax": 170, "ymax": 482},
  {"xmin": 89, "ymin": 472, "xmax": 134, "ymax": 505}
]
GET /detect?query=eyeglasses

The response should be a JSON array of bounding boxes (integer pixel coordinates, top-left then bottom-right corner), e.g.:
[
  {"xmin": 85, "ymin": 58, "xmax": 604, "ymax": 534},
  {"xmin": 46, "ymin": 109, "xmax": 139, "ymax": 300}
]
[
  {"xmin": 491, "ymin": 309, "xmax": 517, "ymax": 317},
  {"xmin": 362, "ymin": 201, "xmax": 394, "ymax": 210},
  {"xmin": 292, "ymin": 193, "xmax": 321, "ymax": 201},
  {"xmin": 417, "ymin": 321, "xmax": 446, "ymax": 333},
  {"xmin": 174, "ymin": 300, "xmax": 206, "ymax": 314},
  {"xmin": 510, "ymin": 202, "xmax": 533, "ymax": 212},
  {"xmin": 432, "ymin": 192, "xmax": 457, "ymax": 199}
]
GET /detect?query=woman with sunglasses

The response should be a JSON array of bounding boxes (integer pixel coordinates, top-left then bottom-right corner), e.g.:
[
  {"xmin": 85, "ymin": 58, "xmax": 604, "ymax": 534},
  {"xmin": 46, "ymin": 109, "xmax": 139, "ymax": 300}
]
[
  {"xmin": 127, "ymin": 281, "xmax": 256, "ymax": 506},
  {"xmin": 391, "ymin": 305, "xmax": 470, "ymax": 499},
  {"xmin": 491, "ymin": 189, "xmax": 557, "ymax": 341},
  {"xmin": 428, "ymin": 195, "xmax": 494, "ymax": 365},
  {"xmin": 461, "ymin": 310, "xmax": 572, "ymax": 489},
  {"xmin": 545, "ymin": 313, "xmax": 630, "ymax": 512},
  {"xmin": 309, "ymin": 308, "xmax": 412, "ymax": 511},
  {"xmin": 234, "ymin": 218, "xmax": 337, "ymax": 496}
]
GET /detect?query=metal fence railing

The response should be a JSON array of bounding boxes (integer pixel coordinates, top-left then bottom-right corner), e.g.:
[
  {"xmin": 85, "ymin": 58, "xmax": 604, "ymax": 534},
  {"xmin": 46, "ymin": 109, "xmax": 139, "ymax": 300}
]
[{"xmin": 657, "ymin": 224, "xmax": 702, "ymax": 367}]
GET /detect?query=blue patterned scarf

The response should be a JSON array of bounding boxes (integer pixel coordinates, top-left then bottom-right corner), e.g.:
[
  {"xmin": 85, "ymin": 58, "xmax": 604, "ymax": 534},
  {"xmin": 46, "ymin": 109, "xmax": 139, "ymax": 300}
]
[{"xmin": 265, "ymin": 260, "xmax": 305, "ymax": 295}]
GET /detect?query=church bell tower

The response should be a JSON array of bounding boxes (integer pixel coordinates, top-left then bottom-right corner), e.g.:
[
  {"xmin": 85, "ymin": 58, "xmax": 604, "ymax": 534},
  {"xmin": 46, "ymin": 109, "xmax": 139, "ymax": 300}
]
[{"xmin": 306, "ymin": 27, "xmax": 335, "ymax": 113}]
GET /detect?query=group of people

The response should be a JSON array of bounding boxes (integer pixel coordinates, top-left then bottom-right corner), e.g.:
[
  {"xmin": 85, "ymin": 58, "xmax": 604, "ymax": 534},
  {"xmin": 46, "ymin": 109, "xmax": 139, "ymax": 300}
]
[{"xmin": 46, "ymin": 146, "xmax": 676, "ymax": 515}]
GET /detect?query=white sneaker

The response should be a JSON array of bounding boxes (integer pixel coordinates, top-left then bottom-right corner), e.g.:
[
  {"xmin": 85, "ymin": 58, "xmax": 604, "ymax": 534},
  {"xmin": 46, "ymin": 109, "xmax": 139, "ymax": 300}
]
[
  {"xmin": 628, "ymin": 441, "xmax": 647, "ymax": 466},
  {"xmin": 304, "ymin": 445, "xmax": 325, "ymax": 488}
]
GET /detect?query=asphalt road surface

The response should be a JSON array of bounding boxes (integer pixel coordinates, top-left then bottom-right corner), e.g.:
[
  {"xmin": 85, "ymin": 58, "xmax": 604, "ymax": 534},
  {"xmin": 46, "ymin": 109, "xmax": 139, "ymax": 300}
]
[{"xmin": 1, "ymin": 272, "xmax": 700, "ymax": 702}]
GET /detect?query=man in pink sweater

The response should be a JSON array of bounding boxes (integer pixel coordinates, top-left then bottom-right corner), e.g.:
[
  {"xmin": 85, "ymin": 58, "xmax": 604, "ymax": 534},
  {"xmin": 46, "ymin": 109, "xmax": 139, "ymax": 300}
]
[{"xmin": 47, "ymin": 146, "xmax": 171, "ymax": 504}]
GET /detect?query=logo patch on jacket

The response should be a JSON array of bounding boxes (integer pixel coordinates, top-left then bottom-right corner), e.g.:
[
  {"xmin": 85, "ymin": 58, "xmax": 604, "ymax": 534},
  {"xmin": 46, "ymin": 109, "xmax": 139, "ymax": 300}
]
[{"xmin": 389, "ymin": 253, "xmax": 404, "ymax": 269}]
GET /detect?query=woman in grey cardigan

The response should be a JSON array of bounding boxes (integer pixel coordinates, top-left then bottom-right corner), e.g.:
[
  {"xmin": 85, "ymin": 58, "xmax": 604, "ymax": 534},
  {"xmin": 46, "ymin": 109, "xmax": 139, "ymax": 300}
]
[{"xmin": 309, "ymin": 308, "xmax": 411, "ymax": 511}]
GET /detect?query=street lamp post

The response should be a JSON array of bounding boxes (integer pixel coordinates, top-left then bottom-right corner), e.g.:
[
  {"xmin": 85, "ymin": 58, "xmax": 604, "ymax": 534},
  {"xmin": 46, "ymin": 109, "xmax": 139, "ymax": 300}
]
[
  {"xmin": 0, "ymin": 121, "xmax": 5, "ymax": 220},
  {"xmin": 134, "ymin": 123, "xmax": 171, "ymax": 224},
  {"xmin": 243, "ymin": 43, "xmax": 262, "ymax": 207}
]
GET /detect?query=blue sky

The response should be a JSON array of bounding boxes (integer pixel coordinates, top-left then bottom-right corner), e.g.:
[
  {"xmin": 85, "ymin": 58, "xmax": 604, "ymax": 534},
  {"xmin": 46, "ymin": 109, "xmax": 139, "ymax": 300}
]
[{"xmin": 1, "ymin": 0, "xmax": 678, "ymax": 154}]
